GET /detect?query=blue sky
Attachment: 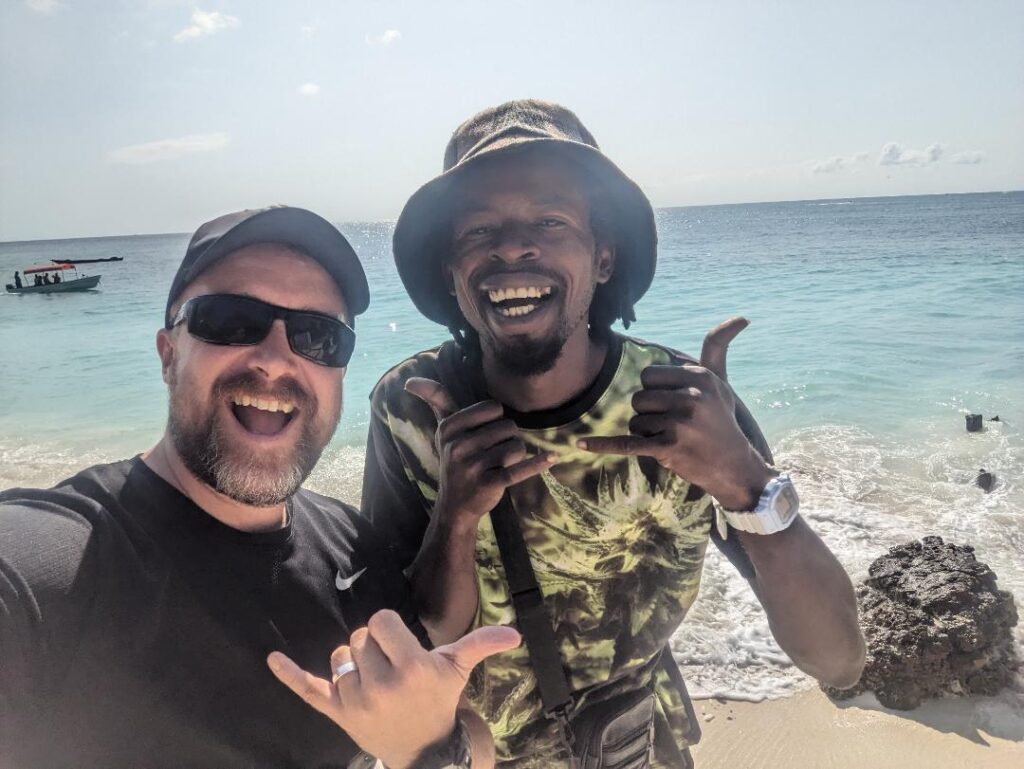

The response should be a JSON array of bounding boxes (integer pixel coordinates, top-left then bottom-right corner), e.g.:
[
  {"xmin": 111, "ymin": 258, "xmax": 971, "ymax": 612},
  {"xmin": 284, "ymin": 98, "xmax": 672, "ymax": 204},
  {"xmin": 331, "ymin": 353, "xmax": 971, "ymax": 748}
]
[{"xmin": 1, "ymin": 0, "xmax": 1022, "ymax": 241}]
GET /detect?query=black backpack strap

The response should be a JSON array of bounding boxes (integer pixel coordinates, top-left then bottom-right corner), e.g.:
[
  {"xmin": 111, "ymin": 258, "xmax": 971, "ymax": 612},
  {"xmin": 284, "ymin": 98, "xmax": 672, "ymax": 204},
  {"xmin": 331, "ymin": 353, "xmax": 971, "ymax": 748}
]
[
  {"xmin": 659, "ymin": 646, "xmax": 701, "ymax": 745},
  {"xmin": 489, "ymin": 494, "xmax": 574, "ymax": 724}
]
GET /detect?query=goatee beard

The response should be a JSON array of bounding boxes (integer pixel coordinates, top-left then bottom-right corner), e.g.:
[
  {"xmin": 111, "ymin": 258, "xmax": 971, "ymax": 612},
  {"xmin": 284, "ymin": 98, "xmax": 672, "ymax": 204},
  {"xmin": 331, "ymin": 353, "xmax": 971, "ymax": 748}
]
[
  {"xmin": 491, "ymin": 335, "xmax": 565, "ymax": 376},
  {"xmin": 167, "ymin": 371, "xmax": 331, "ymax": 506}
]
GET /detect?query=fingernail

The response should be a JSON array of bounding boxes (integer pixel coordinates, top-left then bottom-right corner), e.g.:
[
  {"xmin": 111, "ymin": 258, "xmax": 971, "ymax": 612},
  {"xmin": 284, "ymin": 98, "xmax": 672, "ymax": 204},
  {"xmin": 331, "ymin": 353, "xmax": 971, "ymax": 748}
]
[
  {"xmin": 576, "ymin": 439, "xmax": 588, "ymax": 450},
  {"xmin": 267, "ymin": 653, "xmax": 281, "ymax": 672},
  {"xmin": 546, "ymin": 452, "xmax": 558, "ymax": 463}
]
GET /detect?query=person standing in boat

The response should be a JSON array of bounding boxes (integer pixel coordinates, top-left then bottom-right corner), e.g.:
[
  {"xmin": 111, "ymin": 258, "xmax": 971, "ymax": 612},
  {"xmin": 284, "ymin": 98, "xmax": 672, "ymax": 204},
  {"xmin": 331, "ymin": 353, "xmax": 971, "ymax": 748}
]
[
  {"xmin": 53, "ymin": 272, "xmax": 61, "ymax": 284},
  {"xmin": 13, "ymin": 271, "xmax": 21, "ymax": 289}
]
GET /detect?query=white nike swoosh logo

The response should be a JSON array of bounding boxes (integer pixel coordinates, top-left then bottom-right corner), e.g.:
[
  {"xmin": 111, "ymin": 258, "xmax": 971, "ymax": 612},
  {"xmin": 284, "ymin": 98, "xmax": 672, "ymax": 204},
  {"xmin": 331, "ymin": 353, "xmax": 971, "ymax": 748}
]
[{"xmin": 335, "ymin": 567, "xmax": 367, "ymax": 591}]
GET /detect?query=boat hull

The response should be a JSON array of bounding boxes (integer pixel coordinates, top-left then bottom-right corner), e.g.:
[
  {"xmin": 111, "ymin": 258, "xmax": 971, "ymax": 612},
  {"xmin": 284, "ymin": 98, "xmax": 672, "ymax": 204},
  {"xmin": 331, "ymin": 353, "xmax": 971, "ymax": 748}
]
[{"xmin": 6, "ymin": 275, "xmax": 102, "ymax": 294}]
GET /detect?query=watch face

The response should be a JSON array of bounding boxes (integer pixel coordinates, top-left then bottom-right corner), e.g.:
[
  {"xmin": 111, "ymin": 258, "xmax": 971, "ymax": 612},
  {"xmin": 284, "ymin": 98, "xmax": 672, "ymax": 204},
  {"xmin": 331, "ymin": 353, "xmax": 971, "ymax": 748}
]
[{"xmin": 776, "ymin": 484, "xmax": 799, "ymax": 522}]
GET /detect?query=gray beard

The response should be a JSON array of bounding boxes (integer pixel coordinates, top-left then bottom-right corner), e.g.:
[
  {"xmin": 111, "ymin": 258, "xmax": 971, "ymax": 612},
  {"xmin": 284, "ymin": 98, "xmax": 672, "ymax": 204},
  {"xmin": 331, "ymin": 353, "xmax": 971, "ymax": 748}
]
[{"xmin": 167, "ymin": 389, "xmax": 328, "ymax": 507}]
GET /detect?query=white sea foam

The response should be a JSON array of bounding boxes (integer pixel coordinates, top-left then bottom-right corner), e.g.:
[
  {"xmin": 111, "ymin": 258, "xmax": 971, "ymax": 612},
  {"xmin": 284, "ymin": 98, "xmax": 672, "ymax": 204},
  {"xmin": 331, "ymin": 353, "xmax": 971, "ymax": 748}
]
[
  {"xmin": 3, "ymin": 423, "xmax": 1022, "ymax": 706},
  {"xmin": 676, "ymin": 421, "xmax": 1024, "ymax": 701}
]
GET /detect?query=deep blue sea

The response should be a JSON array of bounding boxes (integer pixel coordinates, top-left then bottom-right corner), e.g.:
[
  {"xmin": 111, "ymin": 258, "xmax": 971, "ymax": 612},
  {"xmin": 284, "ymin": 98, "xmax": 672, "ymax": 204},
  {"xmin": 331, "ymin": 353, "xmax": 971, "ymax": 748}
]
[{"xmin": 2, "ymin": 191, "xmax": 1022, "ymax": 700}]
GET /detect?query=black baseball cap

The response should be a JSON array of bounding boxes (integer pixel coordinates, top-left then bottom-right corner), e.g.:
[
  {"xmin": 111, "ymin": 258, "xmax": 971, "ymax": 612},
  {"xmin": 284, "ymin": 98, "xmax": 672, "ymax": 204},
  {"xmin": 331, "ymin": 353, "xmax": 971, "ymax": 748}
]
[{"xmin": 165, "ymin": 206, "xmax": 370, "ymax": 327}]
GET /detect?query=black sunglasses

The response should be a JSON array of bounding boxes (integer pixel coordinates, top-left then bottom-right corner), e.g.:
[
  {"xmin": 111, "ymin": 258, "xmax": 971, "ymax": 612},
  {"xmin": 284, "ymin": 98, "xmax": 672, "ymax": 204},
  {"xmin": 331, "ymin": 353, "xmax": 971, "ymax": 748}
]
[{"xmin": 171, "ymin": 294, "xmax": 356, "ymax": 368}]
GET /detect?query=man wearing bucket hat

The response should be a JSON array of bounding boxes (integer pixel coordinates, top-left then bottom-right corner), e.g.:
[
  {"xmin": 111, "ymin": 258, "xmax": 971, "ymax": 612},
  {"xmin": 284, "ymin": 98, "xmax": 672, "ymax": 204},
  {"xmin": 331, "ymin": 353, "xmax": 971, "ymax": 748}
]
[
  {"xmin": 0, "ymin": 206, "xmax": 517, "ymax": 768},
  {"xmin": 362, "ymin": 101, "xmax": 865, "ymax": 767}
]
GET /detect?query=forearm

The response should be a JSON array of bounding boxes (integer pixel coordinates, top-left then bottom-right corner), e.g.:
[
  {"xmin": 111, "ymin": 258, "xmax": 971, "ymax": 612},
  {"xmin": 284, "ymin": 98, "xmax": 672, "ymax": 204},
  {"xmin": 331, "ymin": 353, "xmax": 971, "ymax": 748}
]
[
  {"xmin": 737, "ymin": 518, "xmax": 865, "ymax": 688},
  {"xmin": 409, "ymin": 503, "xmax": 481, "ymax": 645}
]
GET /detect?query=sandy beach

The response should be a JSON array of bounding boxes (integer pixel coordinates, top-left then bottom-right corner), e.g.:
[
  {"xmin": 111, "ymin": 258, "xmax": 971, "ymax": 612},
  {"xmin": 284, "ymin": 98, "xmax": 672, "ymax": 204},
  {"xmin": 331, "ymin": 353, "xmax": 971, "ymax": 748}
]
[{"xmin": 689, "ymin": 687, "xmax": 1024, "ymax": 769}]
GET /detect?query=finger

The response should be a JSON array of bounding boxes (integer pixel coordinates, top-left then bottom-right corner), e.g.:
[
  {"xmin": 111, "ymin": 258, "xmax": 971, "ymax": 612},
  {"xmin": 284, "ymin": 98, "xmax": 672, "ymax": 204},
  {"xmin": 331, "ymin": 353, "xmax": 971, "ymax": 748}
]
[
  {"xmin": 485, "ymin": 452, "xmax": 557, "ymax": 487},
  {"xmin": 351, "ymin": 626, "xmax": 393, "ymax": 684},
  {"xmin": 404, "ymin": 378, "xmax": 458, "ymax": 420},
  {"xmin": 438, "ymin": 401, "xmax": 506, "ymax": 444},
  {"xmin": 449, "ymin": 420, "xmax": 520, "ymax": 461},
  {"xmin": 478, "ymin": 438, "xmax": 528, "ymax": 469},
  {"xmin": 629, "ymin": 413, "xmax": 683, "ymax": 437},
  {"xmin": 632, "ymin": 388, "xmax": 700, "ymax": 414},
  {"xmin": 329, "ymin": 644, "xmax": 358, "ymax": 683},
  {"xmin": 267, "ymin": 652, "xmax": 341, "ymax": 718},
  {"xmin": 576, "ymin": 434, "xmax": 661, "ymax": 457},
  {"xmin": 435, "ymin": 626, "xmax": 522, "ymax": 679},
  {"xmin": 640, "ymin": 365, "xmax": 713, "ymax": 391},
  {"xmin": 700, "ymin": 316, "xmax": 749, "ymax": 381},
  {"xmin": 366, "ymin": 609, "xmax": 423, "ymax": 668}
]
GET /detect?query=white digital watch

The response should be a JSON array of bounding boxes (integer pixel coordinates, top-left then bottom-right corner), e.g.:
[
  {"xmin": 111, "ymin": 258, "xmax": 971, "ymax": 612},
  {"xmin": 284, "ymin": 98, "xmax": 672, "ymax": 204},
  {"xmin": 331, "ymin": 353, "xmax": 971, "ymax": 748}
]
[{"xmin": 713, "ymin": 473, "xmax": 800, "ymax": 537}]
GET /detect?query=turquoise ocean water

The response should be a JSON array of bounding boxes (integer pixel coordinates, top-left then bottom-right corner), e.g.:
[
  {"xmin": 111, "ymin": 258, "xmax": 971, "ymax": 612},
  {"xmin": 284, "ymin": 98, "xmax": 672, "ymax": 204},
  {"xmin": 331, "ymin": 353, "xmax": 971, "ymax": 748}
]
[{"xmin": 2, "ymin": 191, "xmax": 1022, "ymax": 701}]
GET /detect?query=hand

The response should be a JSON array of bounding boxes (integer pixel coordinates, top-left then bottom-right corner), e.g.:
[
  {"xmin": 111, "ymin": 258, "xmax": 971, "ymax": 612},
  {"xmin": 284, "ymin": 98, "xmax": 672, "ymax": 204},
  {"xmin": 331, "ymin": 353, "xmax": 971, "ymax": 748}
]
[
  {"xmin": 267, "ymin": 610, "xmax": 520, "ymax": 769},
  {"xmin": 579, "ymin": 317, "xmax": 772, "ymax": 510},
  {"xmin": 404, "ymin": 378, "xmax": 556, "ymax": 529}
]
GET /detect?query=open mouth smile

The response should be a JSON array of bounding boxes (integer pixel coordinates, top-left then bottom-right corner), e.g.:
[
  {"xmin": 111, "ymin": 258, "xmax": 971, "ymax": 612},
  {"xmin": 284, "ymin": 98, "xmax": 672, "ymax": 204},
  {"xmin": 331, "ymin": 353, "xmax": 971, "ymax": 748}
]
[
  {"xmin": 228, "ymin": 394, "xmax": 299, "ymax": 437},
  {"xmin": 484, "ymin": 285, "xmax": 556, "ymax": 318}
]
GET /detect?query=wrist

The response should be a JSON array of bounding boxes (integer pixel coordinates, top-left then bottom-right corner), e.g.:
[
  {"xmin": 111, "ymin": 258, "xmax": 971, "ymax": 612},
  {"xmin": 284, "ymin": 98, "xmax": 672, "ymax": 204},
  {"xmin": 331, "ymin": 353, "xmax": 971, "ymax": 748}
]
[
  {"xmin": 434, "ymin": 497, "xmax": 483, "ymax": 539},
  {"xmin": 711, "ymin": 462, "xmax": 776, "ymax": 512},
  {"xmin": 398, "ymin": 718, "xmax": 472, "ymax": 769}
]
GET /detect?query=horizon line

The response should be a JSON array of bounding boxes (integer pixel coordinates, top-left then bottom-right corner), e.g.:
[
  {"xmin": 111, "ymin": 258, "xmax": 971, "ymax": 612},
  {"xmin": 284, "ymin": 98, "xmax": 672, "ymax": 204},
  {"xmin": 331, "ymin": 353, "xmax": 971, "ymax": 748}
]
[{"xmin": 2, "ymin": 188, "xmax": 1021, "ymax": 247}]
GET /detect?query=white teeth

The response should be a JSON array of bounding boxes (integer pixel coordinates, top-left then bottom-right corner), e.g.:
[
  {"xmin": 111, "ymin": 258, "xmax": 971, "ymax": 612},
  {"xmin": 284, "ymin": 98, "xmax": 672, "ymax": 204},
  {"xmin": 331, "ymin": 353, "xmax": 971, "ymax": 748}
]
[
  {"xmin": 232, "ymin": 395, "xmax": 296, "ymax": 414},
  {"xmin": 487, "ymin": 286, "xmax": 552, "ymax": 303},
  {"xmin": 498, "ymin": 304, "xmax": 538, "ymax": 317}
]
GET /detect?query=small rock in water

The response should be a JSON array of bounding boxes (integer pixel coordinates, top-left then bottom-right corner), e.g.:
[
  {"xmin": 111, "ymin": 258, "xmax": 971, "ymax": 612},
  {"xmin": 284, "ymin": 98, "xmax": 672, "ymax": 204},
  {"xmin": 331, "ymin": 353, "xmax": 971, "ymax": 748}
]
[
  {"xmin": 823, "ymin": 536, "xmax": 1019, "ymax": 710},
  {"xmin": 976, "ymin": 469, "xmax": 996, "ymax": 493},
  {"xmin": 989, "ymin": 415, "xmax": 1001, "ymax": 422},
  {"xmin": 965, "ymin": 413, "xmax": 984, "ymax": 432}
]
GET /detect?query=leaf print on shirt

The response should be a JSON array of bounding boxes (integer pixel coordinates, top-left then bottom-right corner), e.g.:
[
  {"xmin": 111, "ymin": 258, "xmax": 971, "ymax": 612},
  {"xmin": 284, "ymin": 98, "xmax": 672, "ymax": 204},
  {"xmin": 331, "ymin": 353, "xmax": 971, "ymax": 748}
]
[{"xmin": 531, "ymin": 459, "xmax": 711, "ymax": 668}]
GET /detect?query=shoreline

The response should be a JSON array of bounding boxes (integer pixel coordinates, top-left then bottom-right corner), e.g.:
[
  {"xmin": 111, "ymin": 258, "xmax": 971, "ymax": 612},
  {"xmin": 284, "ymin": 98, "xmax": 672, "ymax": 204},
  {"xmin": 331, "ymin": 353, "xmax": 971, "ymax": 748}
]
[{"xmin": 690, "ymin": 687, "xmax": 1024, "ymax": 768}]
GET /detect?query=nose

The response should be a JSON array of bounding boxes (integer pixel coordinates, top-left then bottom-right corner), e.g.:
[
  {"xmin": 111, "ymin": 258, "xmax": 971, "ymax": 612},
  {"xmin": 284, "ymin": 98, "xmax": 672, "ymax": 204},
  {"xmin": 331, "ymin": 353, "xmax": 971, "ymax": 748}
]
[
  {"xmin": 247, "ymin": 319, "xmax": 298, "ymax": 379},
  {"xmin": 489, "ymin": 221, "xmax": 538, "ymax": 264}
]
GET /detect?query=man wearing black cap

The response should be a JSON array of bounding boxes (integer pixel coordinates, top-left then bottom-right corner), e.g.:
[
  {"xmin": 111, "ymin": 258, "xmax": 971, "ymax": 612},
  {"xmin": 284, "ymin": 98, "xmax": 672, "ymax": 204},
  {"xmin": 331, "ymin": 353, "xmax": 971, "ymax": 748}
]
[
  {"xmin": 362, "ymin": 101, "xmax": 865, "ymax": 767},
  {"xmin": 0, "ymin": 206, "xmax": 517, "ymax": 768}
]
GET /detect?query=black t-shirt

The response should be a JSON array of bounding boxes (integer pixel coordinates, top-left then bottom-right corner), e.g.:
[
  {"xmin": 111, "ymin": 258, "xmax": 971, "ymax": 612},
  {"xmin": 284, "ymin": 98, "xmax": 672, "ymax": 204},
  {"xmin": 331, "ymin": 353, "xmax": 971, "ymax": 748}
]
[{"xmin": 0, "ymin": 457, "xmax": 421, "ymax": 768}]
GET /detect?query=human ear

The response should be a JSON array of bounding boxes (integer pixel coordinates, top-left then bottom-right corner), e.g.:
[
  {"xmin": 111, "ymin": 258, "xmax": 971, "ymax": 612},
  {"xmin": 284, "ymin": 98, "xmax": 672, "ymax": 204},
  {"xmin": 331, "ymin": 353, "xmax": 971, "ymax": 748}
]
[
  {"xmin": 595, "ymin": 245, "xmax": 615, "ymax": 284},
  {"xmin": 156, "ymin": 328, "xmax": 175, "ymax": 384}
]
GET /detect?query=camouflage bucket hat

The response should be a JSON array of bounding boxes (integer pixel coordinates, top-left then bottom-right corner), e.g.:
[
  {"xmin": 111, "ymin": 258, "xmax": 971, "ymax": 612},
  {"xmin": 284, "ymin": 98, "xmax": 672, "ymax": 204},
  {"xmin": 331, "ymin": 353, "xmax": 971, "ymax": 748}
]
[{"xmin": 392, "ymin": 99, "xmax": 658, "ymax": 327}]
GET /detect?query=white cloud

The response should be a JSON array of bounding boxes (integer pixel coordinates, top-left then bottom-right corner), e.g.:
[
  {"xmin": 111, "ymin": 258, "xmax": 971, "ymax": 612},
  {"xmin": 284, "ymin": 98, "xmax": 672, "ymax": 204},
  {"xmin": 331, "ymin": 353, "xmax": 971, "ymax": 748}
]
[
  {"xmin": 300, "ymin": 22, "xmax": 318, "ymax": 39},
  {"xmin": 811, "ymin": 152, "xmax": 870, "ymax": 174},
  {"xmin": 879, "ymin": 142, "xmax": 944, "ymax": 166},
  {"xmin": 108, "ymin": 132, "xmax": 229, "ymax": 164},
  {"xmin": 173, "ymin": 10, "xmax": 240, "ymax": 43},
  {"xmin": 951, "ymin": 150, "xmax": 985, "ymax": 165},
  {"xmin": 365, "ymin": 29, "xmax": 401, "ymax": 46},
  {"xmin": 25, "ymin": 0, "xmax": 64, "ymax": 14},
  {"xmin": 298, "ymin": 83, "xmax": 320, "ymax": 97}
]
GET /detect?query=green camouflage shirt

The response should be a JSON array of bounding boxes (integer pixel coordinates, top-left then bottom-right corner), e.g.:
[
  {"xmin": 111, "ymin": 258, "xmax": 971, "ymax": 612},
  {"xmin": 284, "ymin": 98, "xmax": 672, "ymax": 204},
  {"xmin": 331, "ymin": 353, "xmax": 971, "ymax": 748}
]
[{"xmin": 363, "ymin": 334, "xmax": 734, "ymax": 768}]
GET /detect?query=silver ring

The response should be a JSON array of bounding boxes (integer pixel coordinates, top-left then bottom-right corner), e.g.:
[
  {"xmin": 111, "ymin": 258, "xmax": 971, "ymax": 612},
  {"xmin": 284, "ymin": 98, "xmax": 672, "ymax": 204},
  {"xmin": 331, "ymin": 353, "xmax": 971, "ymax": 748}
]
[{"xmin": 333, "ymin": 660, "xmax": 358, "ymax": 679}]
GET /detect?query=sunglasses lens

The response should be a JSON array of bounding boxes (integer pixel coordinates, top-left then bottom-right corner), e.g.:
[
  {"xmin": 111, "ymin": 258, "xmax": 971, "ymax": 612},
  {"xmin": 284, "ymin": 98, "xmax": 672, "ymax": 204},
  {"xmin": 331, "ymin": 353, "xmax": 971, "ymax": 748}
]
[
  {"xmin": 287, "ymin": 314, "xmax": 355, "ymax": 367},
  {"xmin": 188, "ymin": 296, "xmax": 271, "ymax": 345}
]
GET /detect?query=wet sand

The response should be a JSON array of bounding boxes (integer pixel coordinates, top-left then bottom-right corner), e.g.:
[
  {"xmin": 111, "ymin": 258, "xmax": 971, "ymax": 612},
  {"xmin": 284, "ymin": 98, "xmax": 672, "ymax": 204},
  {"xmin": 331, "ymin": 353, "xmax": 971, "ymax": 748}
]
[{"xmin": 689, "ymin": 687, "xmax": 1024, "ymax": 769}]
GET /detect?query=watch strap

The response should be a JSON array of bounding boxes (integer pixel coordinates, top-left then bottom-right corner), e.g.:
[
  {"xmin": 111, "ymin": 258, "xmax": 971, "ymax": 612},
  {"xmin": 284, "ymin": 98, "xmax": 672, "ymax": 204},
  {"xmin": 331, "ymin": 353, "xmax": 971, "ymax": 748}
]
[
  {"xmin": 406, "ymin": 717, "xmax": 473, "ymax": 769},
  {"xmin": 713, "ymin": 473, "xmax": 797, "ymax": 537}
]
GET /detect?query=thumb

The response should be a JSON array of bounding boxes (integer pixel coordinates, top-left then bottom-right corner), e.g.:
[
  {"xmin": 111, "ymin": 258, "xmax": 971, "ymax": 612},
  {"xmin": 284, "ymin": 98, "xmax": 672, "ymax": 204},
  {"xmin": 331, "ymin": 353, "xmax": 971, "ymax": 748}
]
[
  {"xmin": 435, "ymin": 626, "xmax": 522, "ymax": 679},
  {"xmin": 700, "ymin": 316, "xmax": 749, "ymax": 381},
  {"xmin": 405, "ymin": 377, "xmax": 457, "ymax": 420}
]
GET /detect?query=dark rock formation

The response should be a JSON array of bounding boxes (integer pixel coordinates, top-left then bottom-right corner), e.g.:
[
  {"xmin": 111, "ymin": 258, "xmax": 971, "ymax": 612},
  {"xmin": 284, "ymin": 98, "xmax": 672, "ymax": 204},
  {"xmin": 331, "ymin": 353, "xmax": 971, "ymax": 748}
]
[
  {"xmin": 965, "ymin": 414, "xmax": 984, "ymax": 432},
  {"xmin": 976, "ymin": 469, "xmax": 996, "ymax": 493},
  {"xmin": 823, "ymin": 536, "xmax": 1019, "ymax": 709}
]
